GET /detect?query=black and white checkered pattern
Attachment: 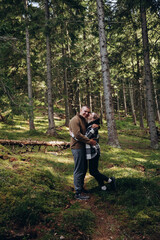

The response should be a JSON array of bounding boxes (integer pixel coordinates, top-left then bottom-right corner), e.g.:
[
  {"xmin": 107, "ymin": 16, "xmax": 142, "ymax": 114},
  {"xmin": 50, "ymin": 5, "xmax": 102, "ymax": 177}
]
[
  {"xmin": 85, "ymin": 143, "xmax": 100, "ymax": 160},
  {"xmin": 85, "ymin": 125, "xmax": 100, "ymax": 160}
]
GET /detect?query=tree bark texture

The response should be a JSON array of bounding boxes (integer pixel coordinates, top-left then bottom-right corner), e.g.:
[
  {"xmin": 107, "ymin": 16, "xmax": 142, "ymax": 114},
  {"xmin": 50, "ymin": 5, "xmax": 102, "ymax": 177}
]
[
  {"xmin": 96, "ymin": 0, "xmax": 120, "ymax": 147},
  {"xmin": 117, "ymin": 93, "xmax": 120, "ymax": 120},
  {"xmin": 62, "ymin": 47, "xmax": 70, "ymax": 126},
  {"xmin": 83, "ymin": 30, "xmax": 91, "ymax": 108},
  {"xmin": 139, "ymin": 80, "xmax": 144, "ymax": 128},
  {"xmin": 45, "ymin": 0, "xmax": 56, "ymax": 135},
  {"xmin": 153, "ymin": 79, "xmax": 160, "ymax": 123},
  {"xmin": 100, "ymin": 91, "xmax": 103, "ymax": 124},
  {"xmin": 25, "ymin": 0, "xmax": 35, "ymax": 130},
  {"xmin": 131, "ymin": 19, "xmax": 144, "ymax": 128},
  {"xmin": 122, "ymin": 79, "xmax": 128, "ymax": 117},
  {"xmin": 129, "ymin": 81, "xmax": 137, "ymax": 125},
  {"xmin": 140, "ymin": 2, "xmax": 159, "ymax": 149},
  {"xmin": 75, "ymin": 78, "xmax": 80, "ymax": 113}
]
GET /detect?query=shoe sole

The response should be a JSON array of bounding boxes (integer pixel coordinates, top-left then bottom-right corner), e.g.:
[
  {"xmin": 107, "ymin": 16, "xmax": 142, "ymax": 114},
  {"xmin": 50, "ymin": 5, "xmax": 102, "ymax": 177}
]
[
  {"xmin": 75, "ymin": 197, "xmax": 90, "ymax": 200},
  {"xmin": 75, "ymin": 195, "xmax": 90, "ymax": 200}
]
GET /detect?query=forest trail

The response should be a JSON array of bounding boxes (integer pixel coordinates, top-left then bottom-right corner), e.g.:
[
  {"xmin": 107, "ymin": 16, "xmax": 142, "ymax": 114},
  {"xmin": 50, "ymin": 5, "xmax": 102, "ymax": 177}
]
[
  {"xmin": 75, "ymin": 195, "xmax": 144, "ymax": 240},
  {"xmin": 79, "ymin": 196, "xmax": 121, "ymax": 240}
]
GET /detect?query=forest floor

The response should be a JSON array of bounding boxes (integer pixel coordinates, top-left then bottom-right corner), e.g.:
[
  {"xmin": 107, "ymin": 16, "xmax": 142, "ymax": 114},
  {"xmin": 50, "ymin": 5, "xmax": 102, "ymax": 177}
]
[
  {"xmin": 73, "ymin": 196, "xmax": 122, "ymax": 240},
  {"xmin": 0, "ymin": 111, "xmax": 160, "ymax": 240}
]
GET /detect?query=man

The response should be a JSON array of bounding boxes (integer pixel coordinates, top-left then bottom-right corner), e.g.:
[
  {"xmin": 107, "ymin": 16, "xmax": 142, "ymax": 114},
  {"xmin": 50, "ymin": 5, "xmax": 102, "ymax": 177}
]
[{"xmin": 69, "ymin": 106, "xmax": 96, "ymax": 200}]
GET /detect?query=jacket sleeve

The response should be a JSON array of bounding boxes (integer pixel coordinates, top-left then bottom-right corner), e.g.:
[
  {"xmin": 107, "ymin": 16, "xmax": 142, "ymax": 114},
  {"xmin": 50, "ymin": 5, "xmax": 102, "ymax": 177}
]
[{"xmin": 69, "ymin": 118, "xmax": 91, "ymax": 144}]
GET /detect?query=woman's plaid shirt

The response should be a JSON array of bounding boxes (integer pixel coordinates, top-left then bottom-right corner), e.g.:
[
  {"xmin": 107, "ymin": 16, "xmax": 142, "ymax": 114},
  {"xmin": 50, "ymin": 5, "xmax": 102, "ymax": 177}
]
[{"xmin": 85, "ymin": 125, "xmax": 100, "ymax": 160}]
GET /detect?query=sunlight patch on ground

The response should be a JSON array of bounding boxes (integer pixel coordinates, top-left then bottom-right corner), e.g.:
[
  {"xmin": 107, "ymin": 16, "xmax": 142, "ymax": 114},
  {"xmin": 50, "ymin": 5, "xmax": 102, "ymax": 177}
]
[
  {"xmin": 46, "ymin": 151, "xmax": 71, "ymax": 157},
  {"xmin": 109, "ymin": 148, "xmax": 122, "ymax": 153},
  {"xmin": 55, "ymin": 119, "xmax": 65, "ymax": 127},
  {"xmin": 45, "ymin": 166, "xmax": 65, "ymax": 178},
  {"xmin": 30, "ymin": 152, "xmax": 58, "ymax": 161},
  {"xmin": 99, "ymin": 130, "xmax": 108, "ymax": 135},
  {"xmin": 47, "ymin": 153, "xmax": 73, "ymax": 164},
  {"xmin": 35, "ymin": 116, "xmax": 48, "ymax": 120},
  {"xmin": 66, "ymin": 175, "xmax": 74, "ymax": 185},
  {"xmin": 149, "ymin": 159, "xmax": 160, "ymax": 165},
  {"xmin": 55, "ymin": 157, "xmax": 73, "ymax": 164},
  {"xmin": 58, "ymin": 151, "xmax": 72, "ymax": 157},
  {"xmin": 134, "ymin": 158, "xmax": 147, "ymax": 162},
  {"xmin": 3, "ymin": 125, "xmax": 28, "ymax": 131},
  {"xmin": 110, "ymin": 167, "xmax": 145, "ymax": 178},
  {"xmin": 15, "ymin": 125, "xmax": 28, "ymax": 130},
  {"xmin": 45, "ymin": 166, "xmax": 55, "ymax": 173},
  {"xmin": 0, "ymin": 161, "xmax": 12, "ymax": 169},
  {"xmin": 26, "ymin": 152, "xmax": 73, "ymax": 166}
]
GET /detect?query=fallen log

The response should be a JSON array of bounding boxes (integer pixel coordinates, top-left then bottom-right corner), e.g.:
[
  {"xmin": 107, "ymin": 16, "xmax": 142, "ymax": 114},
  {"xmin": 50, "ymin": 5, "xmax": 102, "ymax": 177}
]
[{"xmin": 0, "ymin": 139, "xmax": 70, "ymax": 149}]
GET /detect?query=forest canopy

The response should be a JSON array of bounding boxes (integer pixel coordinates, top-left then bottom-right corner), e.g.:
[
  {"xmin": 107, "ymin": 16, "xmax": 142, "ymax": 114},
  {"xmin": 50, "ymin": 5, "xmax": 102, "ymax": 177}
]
[{"xmin": 0, "ymin": 0, "xmax": 160, "ymax": 148}]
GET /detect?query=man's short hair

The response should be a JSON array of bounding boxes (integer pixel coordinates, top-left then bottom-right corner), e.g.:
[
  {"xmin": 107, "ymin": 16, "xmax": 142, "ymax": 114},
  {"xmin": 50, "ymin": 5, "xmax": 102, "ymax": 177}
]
[{"xmin": 81, "ymin": 105, "xmax": 90, "ymax": 110}]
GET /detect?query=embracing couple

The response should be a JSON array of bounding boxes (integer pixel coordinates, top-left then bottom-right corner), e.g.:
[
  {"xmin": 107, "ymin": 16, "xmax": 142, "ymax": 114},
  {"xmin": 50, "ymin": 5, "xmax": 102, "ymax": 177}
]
[{"xmin": 69, "ymin": 106, "xmax": 116, "ymax": 200}]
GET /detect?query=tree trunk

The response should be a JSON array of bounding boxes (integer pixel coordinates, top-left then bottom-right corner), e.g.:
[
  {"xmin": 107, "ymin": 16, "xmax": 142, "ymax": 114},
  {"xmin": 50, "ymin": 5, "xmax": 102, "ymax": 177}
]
[
  {"xmin": 117, "ymin": 93, "xmax": 120, "ymax": 120},
  {"xmin": 153, "ymin": 78, "xmax": 160, "ymax": 123},
  {"xmin": 86, "ymin": 77, "xmax": 91, "ymax": 107},
  {"xmin": 129, "ymin": 81, "xmax": 137, "ymax": 125},
  {"xmin": 25, "ymin": 0, "xmax": 35, "ymax": 130},
  {"xmin": 122, "ymin": 79, "xmax": 128, "ymax": 117},
  {"xmin": 96, "ymin": 0, "xmax": 120, "ymax": 148},
  {"xmin": 139, "ymin": 80, "xmax": 144, "ymax": 128},
  {"xmin": 45, "ymin": 0, "xmax": 56, "ymax": 136},
  {"xmin": 68, "ymin": 80, "xmax": 75, "ymax": 117},
  {"xmin": 75, "ymin": 78, "xmax": 80, "ymax": 113},
  {"xmin": 140, "ymin": 2, "xmax": 159, "ymax": 149},
  {"xmin": 62, "ymin": 47, "xmax": 70, "ymax": 126},
  {"xmin": 100, "ymin": 91, "xmax": 103, "ymax": 124},
  {"xmin": 64, "ymin": 67, "xmax": 70, "ymax": 126},
  {"xmin": 136, "ymin": 62, "xmax": 144, "ymax": 129},
  {"xmin": 130, "ymin": 57, "xmax": 137, "ymax": 125},
  {"xmin": 83, "ymin": 30, "xmax": 91, "ymax": 108},
  {"xmin": 131, "ymin": 17, "xmax": 144, "ymax": 128},
  {"xmin": 66, "ymin": 40, "xmax": 75, "ymax": 117}
]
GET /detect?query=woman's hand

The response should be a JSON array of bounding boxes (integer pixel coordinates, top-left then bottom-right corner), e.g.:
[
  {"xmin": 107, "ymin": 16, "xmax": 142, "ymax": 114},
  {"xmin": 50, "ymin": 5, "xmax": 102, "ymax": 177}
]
[{"xmin": 92, "ymin": 124, "xmax": 99, "ymax": 128}]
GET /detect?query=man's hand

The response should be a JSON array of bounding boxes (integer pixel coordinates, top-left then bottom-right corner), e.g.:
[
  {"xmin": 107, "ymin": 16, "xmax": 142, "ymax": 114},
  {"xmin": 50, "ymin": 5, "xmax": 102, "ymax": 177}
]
[{"xmin": 89, "ymin": 139, "xmax": 97, "ymax": 146}]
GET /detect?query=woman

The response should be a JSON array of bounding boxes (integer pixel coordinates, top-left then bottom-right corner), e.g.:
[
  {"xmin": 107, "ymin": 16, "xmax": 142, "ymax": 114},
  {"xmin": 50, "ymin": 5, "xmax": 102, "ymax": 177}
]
[{"xmin": 85, "ymin": 112, "xmax": 116, "ymax": 191}]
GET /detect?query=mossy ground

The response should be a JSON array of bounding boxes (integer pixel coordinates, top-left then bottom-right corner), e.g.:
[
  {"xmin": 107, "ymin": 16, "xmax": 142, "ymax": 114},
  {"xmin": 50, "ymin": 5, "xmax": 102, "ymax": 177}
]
[{"xmin": 0, "ymin": 111, "xmax": 160, "ymax": 239}]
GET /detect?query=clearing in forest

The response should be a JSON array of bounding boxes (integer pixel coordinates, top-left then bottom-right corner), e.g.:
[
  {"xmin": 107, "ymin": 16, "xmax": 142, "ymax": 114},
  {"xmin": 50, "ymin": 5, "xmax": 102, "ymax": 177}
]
[{"xmin": 0, "ymin": 115, "xmax": 160, "ymax": 240}]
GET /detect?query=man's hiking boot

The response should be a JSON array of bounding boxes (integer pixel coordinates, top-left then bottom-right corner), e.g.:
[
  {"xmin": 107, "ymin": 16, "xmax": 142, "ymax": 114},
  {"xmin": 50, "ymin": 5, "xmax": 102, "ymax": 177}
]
[
  {"xmin": 75, "ymin": 193, "xmax": 90, "ymax": 200},
  {"xmin": 81, "ymin": 188, "xmax": 90, "ymax": 194}
]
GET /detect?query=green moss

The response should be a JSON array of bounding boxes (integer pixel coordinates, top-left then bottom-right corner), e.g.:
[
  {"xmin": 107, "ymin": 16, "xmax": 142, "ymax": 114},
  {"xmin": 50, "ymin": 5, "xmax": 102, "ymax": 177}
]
[
  {"xmin": 0, "ymin": 112, "xmax": 160, "ymax": 239},
  {"xmin": 60, "ymin": 208, "xmax": 95, "ymax": 239}
]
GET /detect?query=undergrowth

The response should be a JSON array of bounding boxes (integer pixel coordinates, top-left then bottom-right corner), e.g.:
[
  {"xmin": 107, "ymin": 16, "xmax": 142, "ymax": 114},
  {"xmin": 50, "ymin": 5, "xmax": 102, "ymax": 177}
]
[{"xmin": 0, "ymin": 111, "xmax": 160, "ymax": 240}]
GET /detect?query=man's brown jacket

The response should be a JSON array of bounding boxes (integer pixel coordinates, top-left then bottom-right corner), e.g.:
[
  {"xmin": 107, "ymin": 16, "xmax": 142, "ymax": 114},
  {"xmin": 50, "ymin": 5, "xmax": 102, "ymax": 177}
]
[{"xmin": 69, "ymin": 113, "xmax": 91, "ymax": 149}]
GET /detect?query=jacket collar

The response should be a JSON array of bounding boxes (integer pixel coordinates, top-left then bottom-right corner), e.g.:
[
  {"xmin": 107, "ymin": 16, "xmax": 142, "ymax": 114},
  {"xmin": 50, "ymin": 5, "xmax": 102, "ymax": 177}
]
[{"xmin": 77, "ymin": 113, "xmax": 87, "ymax": 122}]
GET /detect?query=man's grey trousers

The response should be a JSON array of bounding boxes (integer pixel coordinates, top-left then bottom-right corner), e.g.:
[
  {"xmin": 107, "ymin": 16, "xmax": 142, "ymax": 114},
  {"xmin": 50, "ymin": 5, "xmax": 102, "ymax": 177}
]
[{"xmin": 71, "ymin": 148, "xmax": 87, "ymax": 194}]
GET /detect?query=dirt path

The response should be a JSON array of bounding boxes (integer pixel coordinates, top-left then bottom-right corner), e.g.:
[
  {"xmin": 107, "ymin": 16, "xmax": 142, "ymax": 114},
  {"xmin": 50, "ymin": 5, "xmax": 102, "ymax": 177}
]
[
  {"xmin": 78, "ymin": 196, "xmax": 122, "ymax": 240},
  {"xmin": 78, "ymin": 194, "xmax": 147, "ymax": 240}
]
